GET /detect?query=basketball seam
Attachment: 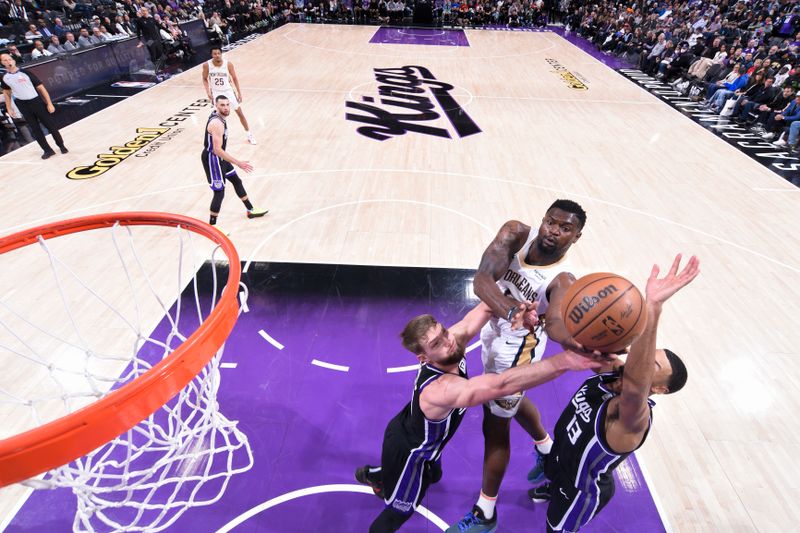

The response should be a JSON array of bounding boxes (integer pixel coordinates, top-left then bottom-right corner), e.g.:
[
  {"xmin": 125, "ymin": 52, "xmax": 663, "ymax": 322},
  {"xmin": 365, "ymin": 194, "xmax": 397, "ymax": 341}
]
[
  {"xmin": 563, "ymin": 274, "xmax": 620, "ymax": 320},
  {"xmin": 589, "ymin": 294, "xmax": 646, "ymax": 350},
  {"xmin": 569, "ymin": 285, "xmax": 638, "ymax": 339}
]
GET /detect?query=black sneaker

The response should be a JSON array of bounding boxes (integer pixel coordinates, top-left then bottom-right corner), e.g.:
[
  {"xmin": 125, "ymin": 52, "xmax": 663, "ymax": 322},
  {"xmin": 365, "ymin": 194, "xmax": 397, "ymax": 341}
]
[
  {"xmin": 42, "ymin": 150, "xmax": 55, "ymax": 160},
  {"xmin": 59, "ymin": 146, "xmax": 69, "ymax": 154},
  {"xmin": 528, "ymin": 483, "xmax": 552, "ymax": 503},
  {"xmin": 355, "ymin": 465, "xmax": 384, "ymax": 499}
]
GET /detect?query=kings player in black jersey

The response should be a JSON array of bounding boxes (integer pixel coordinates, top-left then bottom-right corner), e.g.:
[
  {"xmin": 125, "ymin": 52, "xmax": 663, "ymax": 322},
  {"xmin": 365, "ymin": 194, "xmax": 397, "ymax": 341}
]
[
  {"xmin": 355, "ymin": 302, "xmax": 604, "ymax": 532},
  {"xmin": 529, "ymin": 254, "xmax": 700, "ymax": 532},
  {"xmin": 202, "ymin": 95, "xmax": 267, "ymax": 228}
]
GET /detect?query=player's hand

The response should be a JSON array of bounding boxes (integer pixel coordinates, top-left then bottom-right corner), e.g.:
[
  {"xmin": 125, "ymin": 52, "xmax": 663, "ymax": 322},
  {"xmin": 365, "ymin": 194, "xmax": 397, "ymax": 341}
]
[
  {"xmin": 520, "ymin": 301, "xmax": 539, "ymax": 330},
  {"xmin": 558, "ymin": 350, "xmax": 606, "ymax": 372},
  {"xmin": 46, "ymin": 103, "xmax": 55, "ymax": 113},
  {"xmin": 508, "ymin": 301, "xmax": 530, "ymax": 330},
  {"xmin": 559, "ymin": 336, "xmax": 608, "ymax": 359},
  {"xmin": 237, "ymin": 160, "xmax": 254, "ymax": 172},
  {"xmin": 645, "ymin": 253, "xmax": 700, "ymax": 305}
]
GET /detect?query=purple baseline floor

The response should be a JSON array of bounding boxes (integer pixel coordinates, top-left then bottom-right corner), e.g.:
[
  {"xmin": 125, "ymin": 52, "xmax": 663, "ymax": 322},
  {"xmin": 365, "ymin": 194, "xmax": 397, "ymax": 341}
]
[
  {"xmin": 8, "ymin": 264, "xmax": 665, "ymax": 532},
  {"xmin": 370, "ymin": 27, "xmax": 470, "ymax": 46}
]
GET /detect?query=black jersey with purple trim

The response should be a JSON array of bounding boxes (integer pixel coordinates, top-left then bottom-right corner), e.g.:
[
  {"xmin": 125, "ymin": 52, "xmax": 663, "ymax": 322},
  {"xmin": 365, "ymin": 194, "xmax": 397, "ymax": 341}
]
[
  {"xmin": 399, "ymin": 359, "xmax": 467, "ymax": 458},
  {"xmin": 547, "ymin": 372, "xmax": 654, "ymax": 496},
  {"xmin": 202, "ymin": 111, "xmax": 227, "ymax": 153}
]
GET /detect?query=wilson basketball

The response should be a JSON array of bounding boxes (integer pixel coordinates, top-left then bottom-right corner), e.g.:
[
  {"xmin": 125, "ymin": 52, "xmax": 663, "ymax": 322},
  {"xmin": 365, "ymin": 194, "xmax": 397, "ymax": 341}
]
[{"xmin": 561, "ymin": 273, "xmax": 646, "ymax": 353}]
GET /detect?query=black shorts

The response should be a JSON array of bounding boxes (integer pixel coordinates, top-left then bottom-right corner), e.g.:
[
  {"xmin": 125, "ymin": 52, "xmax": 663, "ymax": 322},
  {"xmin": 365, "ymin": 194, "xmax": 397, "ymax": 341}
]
[
  {"xmin": 379, "ymin": 414, "xmax": 438, "ymax": 515},
  {"xmin": 201, "ymin": 150, "xmax": 237, "ymax": 189},
  {"xmin": 545, "ymin": 480, "xmax": 614, "ymax": 532}
]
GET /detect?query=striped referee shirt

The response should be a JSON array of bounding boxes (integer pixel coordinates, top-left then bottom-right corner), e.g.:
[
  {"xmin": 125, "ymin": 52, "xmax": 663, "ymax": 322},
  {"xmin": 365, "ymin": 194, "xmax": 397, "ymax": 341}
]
[{"xmin": 0, "ymin": 69, "xmax": 42, "ymax": 101}]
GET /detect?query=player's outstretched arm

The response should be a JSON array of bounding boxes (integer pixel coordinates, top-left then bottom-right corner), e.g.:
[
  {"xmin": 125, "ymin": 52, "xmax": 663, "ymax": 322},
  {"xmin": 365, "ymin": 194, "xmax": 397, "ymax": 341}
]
[
  {"xmin": 210, "ymin": 121, "xmax": 253, "ymax": 172},
  {"xmin": 449, "ymin": 301, "xmax": 537, "ymax": 344},
  {"xmin": 421, "ymin": 351, "xmax": 601, "ymax": 416},
  {"xmin": 473, "ymin": 220, "xmax": 531, "ymax": 327},
  {"xmin": 611, "ymin": 254, "xmax": 700, "ymax": 440}
]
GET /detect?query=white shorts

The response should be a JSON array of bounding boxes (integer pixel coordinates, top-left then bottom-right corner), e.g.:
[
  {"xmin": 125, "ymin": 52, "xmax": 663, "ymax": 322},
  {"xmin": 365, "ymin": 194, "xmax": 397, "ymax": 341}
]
[
  {"xmin": 212, "ymin": 90, "xmax": 239, "ymax": 111},
  {"xmin": 481, "ymin": 321, "xmax": 548, "ymax": 418}
]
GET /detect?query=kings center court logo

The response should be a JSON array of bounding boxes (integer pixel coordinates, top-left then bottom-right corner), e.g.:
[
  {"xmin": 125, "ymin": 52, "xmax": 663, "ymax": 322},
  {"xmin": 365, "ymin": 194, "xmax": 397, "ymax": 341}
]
[{"xmin": 345, "ymin": 66, "xmax": 482, "ymax": 141}]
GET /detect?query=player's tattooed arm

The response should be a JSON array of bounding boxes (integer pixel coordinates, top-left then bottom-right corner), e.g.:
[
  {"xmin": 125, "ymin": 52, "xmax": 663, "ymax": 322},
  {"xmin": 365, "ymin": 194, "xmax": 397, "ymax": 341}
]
[{"xmin": 473, "ymin": 220, "xmax": 530, "ymax": 323}]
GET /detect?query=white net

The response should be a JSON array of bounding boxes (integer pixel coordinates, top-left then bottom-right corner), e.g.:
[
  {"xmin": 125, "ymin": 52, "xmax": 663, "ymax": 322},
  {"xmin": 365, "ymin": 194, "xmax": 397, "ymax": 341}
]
[{"xmin": 0, "ymin": 218, "xmax": 253, "ymax": 532}]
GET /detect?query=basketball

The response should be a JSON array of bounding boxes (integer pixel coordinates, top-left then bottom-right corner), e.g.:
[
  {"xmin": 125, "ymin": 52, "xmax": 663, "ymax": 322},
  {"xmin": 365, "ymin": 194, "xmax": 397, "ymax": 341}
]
[{"xmin": 561, "ymin": 273, "xmax": 646, "ymax": 353}]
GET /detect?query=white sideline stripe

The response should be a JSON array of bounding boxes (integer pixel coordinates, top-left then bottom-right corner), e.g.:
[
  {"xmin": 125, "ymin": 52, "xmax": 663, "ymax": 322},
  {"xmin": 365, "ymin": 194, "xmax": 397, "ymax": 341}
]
[
  {"xmin": 215, "ymin": 483, "xmax": 447, "ymax": 533},
  {"xmin": 220, "ymin": 362, "xmax": 238, "ymax": 369},
  {"xmin": 311, "ymin": 359, "xmax": 349, "ymax": 372},
  {"xmin": 385, "ymin": 340, "xmax": 481, "ymax": 373},
  {"xmin": 258, "ymin": 329, "xmax": 284, "ymax": 350},
  {"xmin": 0, "ymin": 484, "xmax": 36, "ymax": 531},
  {"xmin": 386, "ymin": 364, "xmax": 420, "ymax": 373},
  {"xmin": 635, "ymin": 453, "xmax": 673, "ymax": 533},
  {"xmin": 84, "ymin": 94, "xmax": 130, "ymax": 98}
]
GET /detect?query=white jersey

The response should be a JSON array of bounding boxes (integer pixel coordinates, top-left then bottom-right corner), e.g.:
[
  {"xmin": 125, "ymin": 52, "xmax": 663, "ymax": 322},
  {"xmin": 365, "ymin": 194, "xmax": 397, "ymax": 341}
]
[
  {"xmin": 207, "ymin": 58, "xmax": 232, "ymax": 94},
  {"xmin": 488, "ymin": 230, "xmax": 572, "ymax": 338}
]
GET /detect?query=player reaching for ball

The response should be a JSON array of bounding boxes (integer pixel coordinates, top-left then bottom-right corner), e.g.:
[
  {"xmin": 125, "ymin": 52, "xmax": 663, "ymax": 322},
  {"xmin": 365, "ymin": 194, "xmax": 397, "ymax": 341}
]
[
  {"xmin": 354, "ymin": 302, "xmax": 603, "ymax": 533},
  {"xmin": 448, "ymin": 199, "xmax": 592, "ymax": 533},
  {"xmin": 528, "ymin": 253, "xmax": 700, "ymax": 532}
]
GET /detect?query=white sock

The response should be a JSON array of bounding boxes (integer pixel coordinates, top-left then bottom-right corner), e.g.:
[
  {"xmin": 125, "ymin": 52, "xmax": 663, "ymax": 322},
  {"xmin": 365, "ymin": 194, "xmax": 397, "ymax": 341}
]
[
  {"xmin": 535, "ymin": 434, "xmax": 553, "ymax": 455},
  {"xmin": 476, "ymin": 491, "xmax": 496, "ymax": 520}
]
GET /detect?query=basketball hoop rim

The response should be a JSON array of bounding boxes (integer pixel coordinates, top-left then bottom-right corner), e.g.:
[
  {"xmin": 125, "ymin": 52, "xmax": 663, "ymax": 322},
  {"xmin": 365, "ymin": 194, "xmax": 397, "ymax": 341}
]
[{"xmin": 0, "ymin": 212, "xmax": 241, "ymax": 488}]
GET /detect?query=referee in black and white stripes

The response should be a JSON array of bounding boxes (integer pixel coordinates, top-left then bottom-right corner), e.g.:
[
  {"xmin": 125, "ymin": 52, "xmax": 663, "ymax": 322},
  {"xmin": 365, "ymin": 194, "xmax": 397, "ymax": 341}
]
[{"xmin": 1, "ymin": 53, "xmax": 68, "ymax": 159}]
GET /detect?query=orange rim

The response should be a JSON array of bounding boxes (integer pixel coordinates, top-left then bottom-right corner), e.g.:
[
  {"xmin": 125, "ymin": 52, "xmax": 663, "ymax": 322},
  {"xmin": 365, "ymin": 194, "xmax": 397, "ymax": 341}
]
[{"xmin": 0, "ymin": 212, "xmax": 240, "ymax": 488}]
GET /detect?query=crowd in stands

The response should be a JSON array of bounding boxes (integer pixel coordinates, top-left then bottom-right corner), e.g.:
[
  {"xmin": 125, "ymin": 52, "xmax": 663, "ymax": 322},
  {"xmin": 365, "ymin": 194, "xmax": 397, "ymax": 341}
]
[
  {"xmin": 566, "ymin": 0, "xmax": 800, "ymax": 151},
  {"xmin": 0, "ymin": 0, "xmax": 202, "ymax": 66}
]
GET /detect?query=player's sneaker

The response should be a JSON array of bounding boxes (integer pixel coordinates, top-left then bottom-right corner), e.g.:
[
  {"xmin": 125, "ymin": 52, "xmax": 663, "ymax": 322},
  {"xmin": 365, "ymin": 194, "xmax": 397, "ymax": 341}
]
[
  {"xmin": 527, "ymin": 449, "xmax": 547, "ymax": 484},
  {"xmin": 246, "ymin": 132, "xmax": 257, "ymax": 145},
  {"xmin": 246, "ymin": 208, "xmax": 268, "ymax": 219},
  {"xmin": 528, "ymin": 483, "xmax": 552, "ymax": 503},
  {"xmin": 445, "ymin": 506, "xmax": 497, "ymax": 533},
  {"xmin": 355, "ymin": 465, "xmax": 384, "ymax": 499}
]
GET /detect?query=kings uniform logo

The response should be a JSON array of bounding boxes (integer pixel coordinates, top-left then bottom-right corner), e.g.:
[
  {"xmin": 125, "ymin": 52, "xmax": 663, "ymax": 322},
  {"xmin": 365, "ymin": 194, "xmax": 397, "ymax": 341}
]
[{"xmin": 345, "ymin": 66, "xmax": 482, "ymax": 141}]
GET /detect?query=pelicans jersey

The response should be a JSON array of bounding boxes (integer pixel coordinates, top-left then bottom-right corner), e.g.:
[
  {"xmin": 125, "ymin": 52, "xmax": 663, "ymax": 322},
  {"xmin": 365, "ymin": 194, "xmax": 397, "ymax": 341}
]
[
  {"xmin": 544, "ymin": 372, "xmax": 654, "ymax": 531},
  {"xmin": 381, "ymin": 360, "xmax": 468, "ymax": 514},
  {"xmin": 207, "ymin": 58, "xmax": 239, "ymax": 110},
  {"xmin": 481, "ymin": 229, "xmax": 572, "ymax": 417}
]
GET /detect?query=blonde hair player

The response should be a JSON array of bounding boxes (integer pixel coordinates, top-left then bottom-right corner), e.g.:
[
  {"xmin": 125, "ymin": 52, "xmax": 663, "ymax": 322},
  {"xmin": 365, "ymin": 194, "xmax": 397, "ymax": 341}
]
[{"xmin": 202, "ymin": 46, "xmax": 256, "ymax": 145}]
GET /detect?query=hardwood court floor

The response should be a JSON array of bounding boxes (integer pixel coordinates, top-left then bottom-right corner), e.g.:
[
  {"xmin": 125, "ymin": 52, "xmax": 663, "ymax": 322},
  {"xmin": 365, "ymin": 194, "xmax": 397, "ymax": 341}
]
[{"xmin": 1, "ymin": 23, "xmax": 799, "ymax": 532}]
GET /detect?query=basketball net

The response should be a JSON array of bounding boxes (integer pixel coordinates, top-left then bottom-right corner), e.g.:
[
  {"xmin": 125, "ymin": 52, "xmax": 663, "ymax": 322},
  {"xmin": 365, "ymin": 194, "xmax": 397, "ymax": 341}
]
[{"xmin": 0, "ymin": 214, "xmax": 253, "ymax": 532}]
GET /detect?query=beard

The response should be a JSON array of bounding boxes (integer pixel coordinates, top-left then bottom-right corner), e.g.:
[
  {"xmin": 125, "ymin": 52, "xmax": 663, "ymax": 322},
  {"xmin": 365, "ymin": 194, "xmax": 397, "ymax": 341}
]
[{"xmin": 439, "ymin": 344, "xmax": 466, "ymax": 366}]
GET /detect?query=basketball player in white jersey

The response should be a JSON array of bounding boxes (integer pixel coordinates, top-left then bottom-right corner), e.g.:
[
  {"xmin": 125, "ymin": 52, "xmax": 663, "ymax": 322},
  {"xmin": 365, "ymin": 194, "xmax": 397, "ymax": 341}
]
[
  {"xmin": 202, "ymin": 46, "xmax": 256, "ymax": 145},
  {"xmin": 448, "ymin": 199, "xmax": 595, "ymax": 532}
]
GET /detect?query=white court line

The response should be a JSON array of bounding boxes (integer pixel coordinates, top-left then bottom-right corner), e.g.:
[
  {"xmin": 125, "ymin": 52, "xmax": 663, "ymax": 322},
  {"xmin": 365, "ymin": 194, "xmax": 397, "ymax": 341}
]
[
  {"xmin": 2, "ymin": 167, "xmax": 796, "ymax": 276},
  {"xmin": 635, "ymin": 453, "xmax": 674, "ymax": 533},
  {"xmin": 385, "ymin": 340, "xmax": 481, "ymax": 373},
  {"xmin": 215, "ymin": 483, "xmax": 447, "ymax": 533},
  {"xmin": 220, "ymin": 362, "xmax": 238, "ymax": 369},
  {"xmin": 386, "ymin": 364, "xmax": 420, "ymax": 373},
  {"xmin": 751, "ymin": 187, "xmax": 799, "ymax": 192},
  {"xmin": 84, "ymin": 94, "xmax": 130, "ymax": 98},
  {"xmin": 466, "ymin": 340, "xmax": 481, "ymax": 353},
  {"xmin": 0, "ymin": 485, "xmax": 35, "ymax": 531},
  {"xmin": 258, "ymin": 329, "xmax": 284, "ymax": 350},
  {"xmin": 311, "ymin": 359, "xmax": 350, "ymax": 372},
  {"xmin": 167, "ymin": 84, "xmax": 655, "ymax": 106}
]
